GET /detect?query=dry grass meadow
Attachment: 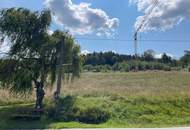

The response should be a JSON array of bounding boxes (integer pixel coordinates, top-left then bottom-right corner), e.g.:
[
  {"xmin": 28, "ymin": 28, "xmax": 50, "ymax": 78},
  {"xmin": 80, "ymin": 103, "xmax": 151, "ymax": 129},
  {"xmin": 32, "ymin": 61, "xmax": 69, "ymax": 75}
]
[
  {"xmin": 64, "ymin": 71, "xmax": 190, "ymax": 98},
  {"xmin": 1, "ymin": 71, "xmax": 190, "ymax": 104}
]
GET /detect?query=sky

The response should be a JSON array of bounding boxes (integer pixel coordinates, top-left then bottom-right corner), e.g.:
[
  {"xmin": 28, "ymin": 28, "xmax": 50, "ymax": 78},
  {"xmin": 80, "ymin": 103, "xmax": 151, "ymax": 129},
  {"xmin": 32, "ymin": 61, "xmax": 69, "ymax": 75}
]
[{"xmin": 0, "ymin": 0, "xmax": 190, "ymax": 58}]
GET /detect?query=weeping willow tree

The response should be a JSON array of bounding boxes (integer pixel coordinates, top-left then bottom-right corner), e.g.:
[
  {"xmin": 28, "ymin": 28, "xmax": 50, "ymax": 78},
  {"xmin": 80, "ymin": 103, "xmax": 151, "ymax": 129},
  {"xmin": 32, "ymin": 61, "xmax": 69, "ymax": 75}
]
[{"xmin": 0, "ymin": 8, "xmax": 81, "ymax": 109}]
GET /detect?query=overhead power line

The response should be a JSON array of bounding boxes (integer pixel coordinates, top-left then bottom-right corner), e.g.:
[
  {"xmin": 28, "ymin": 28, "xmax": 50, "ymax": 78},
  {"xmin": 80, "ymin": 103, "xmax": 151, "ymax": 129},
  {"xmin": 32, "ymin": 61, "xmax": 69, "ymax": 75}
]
[{"xmin": 75, "ymin": 38, "xmax": 190, "ymax": 43}]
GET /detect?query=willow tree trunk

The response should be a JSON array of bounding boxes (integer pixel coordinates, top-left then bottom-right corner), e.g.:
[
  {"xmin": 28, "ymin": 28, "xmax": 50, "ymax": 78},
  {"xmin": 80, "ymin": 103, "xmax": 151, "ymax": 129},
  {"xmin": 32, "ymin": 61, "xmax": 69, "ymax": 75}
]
[
  {"xmin": 35, "ymin": 81, "xmax": 45, "ymax": 109},
  {"xmin": 54, "ymin": 65, "xmax": 62, "ymax": 100}
]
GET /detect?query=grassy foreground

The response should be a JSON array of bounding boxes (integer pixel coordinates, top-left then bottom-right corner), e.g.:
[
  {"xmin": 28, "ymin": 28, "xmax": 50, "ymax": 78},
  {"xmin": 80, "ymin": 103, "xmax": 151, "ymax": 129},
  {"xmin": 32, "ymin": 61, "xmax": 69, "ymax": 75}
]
[{"xmin": 0, "ymin": 71, "xmax": 190, "ymax": 129}]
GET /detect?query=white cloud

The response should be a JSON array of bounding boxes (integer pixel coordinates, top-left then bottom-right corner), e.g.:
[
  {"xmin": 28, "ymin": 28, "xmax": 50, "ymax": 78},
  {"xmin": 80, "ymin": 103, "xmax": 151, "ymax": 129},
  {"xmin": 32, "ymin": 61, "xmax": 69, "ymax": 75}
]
[
  {"xmin": 81, "ymin": 50, "xmax": 90, "ymax": 55},
  {"xmin": 101, "ymin": 50, "xmax": 116, "ymax": 53},
  {"xmin": 44, "ymin": 0, "xmax": 119, "ymax": 37},
  {"xmin": 47, "ymin": 29, "xmax": 54, "ymax": 35},
  {"xmin": 111, "ymin": 50, "xmax": 117, "ymax": 54},
  {"xmin": 130, "ymin": 0, "xmax": 190, "ymax": 32},
  {"xmin": 154, "ymin": 53, "xmax": 174, "ymax": 59},
  {"xmin": 154, "ymin": 53, "xmax": 162, "ymax": 59},
  {"xmin": 0, "ymin": 37, "xmax": 11, "ymax": 58}
]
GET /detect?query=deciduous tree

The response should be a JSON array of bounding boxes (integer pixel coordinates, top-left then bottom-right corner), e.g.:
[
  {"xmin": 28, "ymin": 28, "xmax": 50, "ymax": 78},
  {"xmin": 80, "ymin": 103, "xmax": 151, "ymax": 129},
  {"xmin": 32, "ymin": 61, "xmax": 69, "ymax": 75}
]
[{"xmin": 0, "ymin": 8, "xmax": 81, "ymax": 109}]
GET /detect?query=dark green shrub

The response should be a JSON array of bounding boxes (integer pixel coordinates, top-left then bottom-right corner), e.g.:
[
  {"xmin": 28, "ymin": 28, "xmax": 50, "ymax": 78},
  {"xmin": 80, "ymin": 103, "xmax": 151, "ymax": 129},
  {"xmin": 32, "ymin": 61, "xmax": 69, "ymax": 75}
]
[
  {"xmin": 171, "ymin": 67, "xmax": 182, "ymax": 71},
  {"xmin": 47, "ymin": 96, "xmax": 78, "ymax": 121},
  {"xmin": 189, "ymin": 67, "xmax": 190, "ymax": 72},
  {"xmin": 139, "ymin": 62, "xmax": 147, "ymax": 71},
  {"xmin": 112, "ymin": 63, "xmax": 119, "ymax": 71},
  {"xmin": 78, "ymin": 107, "xmax": 110, "ymax": 124},
  {"xmin": 90, "ymin": 65, "xmax": 111, "ymax": 72},
  {"xmin": 47, "ymin": 96, "xmax": 110, "ymax": 124},
  {"xmin": 83, "ymin": 65, "xmax": 94, "ymax": 71},
  {"xmin": 99, "ymin": 65, "xmax": 111, "ymax": 72},
  {"xmin": 154, "ymin": 62, "xmax": 164, "ymax": 70},
  {"xmin": 121, "ymin": 63, "xmax": 130, "ymax": 72},
  {"xmin": 57, "ymin": 96, "xmax": 78, "ymax": 121},
  {"xmin": 113, "ymin": 62, "xmax": 130, "ymax": 72},
  {"xmin": 118, "ymin": 62, "xmax": 130, "ymax": 72},
  {"xmin": 128, "ymin": 60, "xmax": 140, "ymax": 71},
  {"xmin": 163, "ymin": 65, "xmax": 171, "ymax": 71},
  {"xmin": 47, "ymin": 105, "xmax": 56, "ymax": 119}
]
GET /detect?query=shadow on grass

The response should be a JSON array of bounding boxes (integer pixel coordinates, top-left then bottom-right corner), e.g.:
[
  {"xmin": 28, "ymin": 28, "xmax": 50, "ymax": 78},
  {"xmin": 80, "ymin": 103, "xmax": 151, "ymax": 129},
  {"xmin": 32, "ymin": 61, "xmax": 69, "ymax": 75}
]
[
  {"xmin": 0, "ymin": 96, "xmax": 110, "ymax": 129},
  {"xmin": 0, "ymin": 104, "xmax": 53, "ymax": 129}
]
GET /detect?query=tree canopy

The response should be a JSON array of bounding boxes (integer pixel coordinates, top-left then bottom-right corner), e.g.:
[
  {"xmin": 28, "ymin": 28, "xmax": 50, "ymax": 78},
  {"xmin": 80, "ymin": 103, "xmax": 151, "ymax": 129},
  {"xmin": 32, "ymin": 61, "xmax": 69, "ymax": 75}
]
[{"xmin": 0, "ymin": 8, "xmax": 81, "ymax": 109}]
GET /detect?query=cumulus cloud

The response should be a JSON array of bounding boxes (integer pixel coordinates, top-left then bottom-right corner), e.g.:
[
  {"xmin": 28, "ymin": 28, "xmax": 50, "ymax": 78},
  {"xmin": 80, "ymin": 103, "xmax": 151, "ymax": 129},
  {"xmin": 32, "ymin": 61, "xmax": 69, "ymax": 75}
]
[
  {"xmin": 130, "ymin": 0, "xmax": 190, "ymax": 32},
  {"xmin": 154, "ymin": 53, "xmax": 174, "ymax": 59},
  {"xmin": 44, "ymin": 0, "xmax": 119, "ymax": 37},
  {"xmin": 81, "ymin": 50, "xmax": 90, "ymax": 55},
  {"xmin": 47, "ymin": 29, "xmax": 54, "ymax": 35},
  {"xmin": 0, "ymin": 37, "xmax": 11, "ymax": 58}
]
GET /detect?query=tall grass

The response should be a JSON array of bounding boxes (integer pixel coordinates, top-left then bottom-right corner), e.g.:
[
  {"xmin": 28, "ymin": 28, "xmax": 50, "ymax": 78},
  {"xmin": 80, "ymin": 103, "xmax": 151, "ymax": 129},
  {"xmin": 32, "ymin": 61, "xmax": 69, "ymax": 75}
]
[
  {"xmin": 1, "ymin": 71, "xmax": 190, "ymax": 105},
  {"xmin": 0, "ymin": 71, "xmax": 190, "ymax": 128},
  {"xmin": 63, "ymin": 71, "xmax": 190, "ymax": 98}
]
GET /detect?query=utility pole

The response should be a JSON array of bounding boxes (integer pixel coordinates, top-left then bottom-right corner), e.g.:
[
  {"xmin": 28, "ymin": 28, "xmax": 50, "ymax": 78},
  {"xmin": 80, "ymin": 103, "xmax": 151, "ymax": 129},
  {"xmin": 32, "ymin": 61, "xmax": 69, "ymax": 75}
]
[
  {"xmin": 54, "ymin": 35, "xmax": 72, "ymax": 101},
  {"xmin": 54, "ymin": 36, "xmax": 64, "ymax": 101},
  {"xmin": 134, "ymin": 32, "xmax": 138, "ymax": 72},
  {"xmin": 133, "ymin": 0, "xmax": 158, "ymax": 71},
  {"xmin": 53, "ymin": 35, "xmax": 65, "ymax": 118},
  {"xmin": 134, "ymin": 32, "xmax": 138, "ymax": 56}
]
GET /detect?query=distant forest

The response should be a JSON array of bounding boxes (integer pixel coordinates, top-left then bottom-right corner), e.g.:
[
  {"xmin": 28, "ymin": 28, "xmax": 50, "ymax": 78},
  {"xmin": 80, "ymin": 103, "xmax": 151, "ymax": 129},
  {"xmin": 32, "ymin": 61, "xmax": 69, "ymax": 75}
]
[{"xmin": 82, "ymin": 50, "xmax": 190, "ymax": 72}]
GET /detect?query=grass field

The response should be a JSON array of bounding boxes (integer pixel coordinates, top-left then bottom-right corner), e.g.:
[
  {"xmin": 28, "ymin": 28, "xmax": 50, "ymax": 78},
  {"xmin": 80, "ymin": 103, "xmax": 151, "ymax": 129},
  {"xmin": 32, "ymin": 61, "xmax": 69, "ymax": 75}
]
[
  {"xmin": 0, "ymin": 71, "xmax": 190, "ymax": 129},
  {"xmin": 65, "ymin": 71, "xmax": 190, "ymax": 97}
]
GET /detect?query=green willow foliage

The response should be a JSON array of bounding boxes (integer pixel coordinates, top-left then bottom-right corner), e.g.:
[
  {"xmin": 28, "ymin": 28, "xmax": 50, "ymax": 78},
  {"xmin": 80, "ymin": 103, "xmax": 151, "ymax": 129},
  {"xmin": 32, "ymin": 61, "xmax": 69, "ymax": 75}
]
[{"xmin": 0, "ymin": 8, "xmax": 81, "ymax": 108}]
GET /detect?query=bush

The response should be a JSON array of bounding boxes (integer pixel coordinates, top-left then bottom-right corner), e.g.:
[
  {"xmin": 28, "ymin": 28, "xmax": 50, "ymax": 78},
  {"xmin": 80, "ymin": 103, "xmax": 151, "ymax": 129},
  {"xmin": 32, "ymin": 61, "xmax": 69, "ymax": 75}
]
[
  {"xmin": 83, "ymin": 65, "xmax": 94, "ymax": 71},
  {"xmin": 84, "ymin": 61, "xmax": 174, "ymax": 72},
  {"xmin": 47, "ymin": 96, "xmax": 78, "ymax": 121},
  {"xmin": 171, "ymin": 67, "xmax": 182, "ymax": 71},
  {"xmin": 78, "ymin": 107, "xmax": 110, "ymax": 124},
  {"xmin": 189, "ymin": 67, "xmax": 190, "ymax": 72},
  {"xmin": 113, "ymin": 62, "xmax": 130, "ymax": 72},
  {"xmin": 139, "ymin": 62, "xmax": 146, "ymax": 71},
  {"xmin": 83, "ymin": 65, "xmax": 111, "ymax": 72},
  {"xmin": 154, "ymin": 63, "xmax": 164, "ymax": 70},
  {"xmin": 163, "ymin": 65, "xmax": 171, "ymax": 71},
  {"xmin": 121, "ymin": 63, "xmax": 130, "ymax": 72},
  {"xmin": 47, "ymin": 96, "xmax": 110, "ymax": 124}
]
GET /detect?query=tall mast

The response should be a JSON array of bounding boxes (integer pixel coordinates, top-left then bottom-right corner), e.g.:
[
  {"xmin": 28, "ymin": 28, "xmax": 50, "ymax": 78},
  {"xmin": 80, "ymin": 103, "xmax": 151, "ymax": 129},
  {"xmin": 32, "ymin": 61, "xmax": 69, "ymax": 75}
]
[{"xmin": 133, "ymin": 0, "xmax": 158, "ymax": 71}]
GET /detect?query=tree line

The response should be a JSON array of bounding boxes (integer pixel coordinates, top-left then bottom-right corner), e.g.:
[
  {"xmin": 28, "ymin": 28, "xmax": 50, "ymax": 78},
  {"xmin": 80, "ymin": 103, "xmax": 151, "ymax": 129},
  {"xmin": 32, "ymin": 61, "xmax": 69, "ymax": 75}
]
[{"xmin": 82, "ymin": 50, "xmax": 190, "ymax": 72}]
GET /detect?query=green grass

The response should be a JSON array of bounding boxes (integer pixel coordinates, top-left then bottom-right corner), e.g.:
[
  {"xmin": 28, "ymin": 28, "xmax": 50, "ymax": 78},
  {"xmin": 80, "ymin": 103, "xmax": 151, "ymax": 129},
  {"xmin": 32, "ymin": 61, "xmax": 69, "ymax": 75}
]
[
  {"xmin": 0, "ymin": 72, "xmax": 190, "ymax": 129},
  {"xmin": 1, "ymin": 96, "xmax": 190, "ymax": 129},
  {"xmin": 75, "ymin": 96, "xmax": 190, "ymax": 128}
]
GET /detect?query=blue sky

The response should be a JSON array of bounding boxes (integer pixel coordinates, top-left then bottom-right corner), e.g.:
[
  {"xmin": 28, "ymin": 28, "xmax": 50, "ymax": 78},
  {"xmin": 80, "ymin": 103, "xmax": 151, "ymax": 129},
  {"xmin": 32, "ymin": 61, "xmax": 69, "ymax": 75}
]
[{"xmin": 0, "ymin": 0, "xmax": 190, "ymax": 58}]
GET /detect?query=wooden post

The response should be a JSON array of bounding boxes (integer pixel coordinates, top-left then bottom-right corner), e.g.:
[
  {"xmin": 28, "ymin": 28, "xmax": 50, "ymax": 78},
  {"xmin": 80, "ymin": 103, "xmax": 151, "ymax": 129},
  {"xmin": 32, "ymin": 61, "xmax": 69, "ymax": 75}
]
[
  {"xmin": 54, "ymin": 36, "xmax": 64, "ymax": 100},
  {"xmin": 134, "ymin": 32, "xmax": 138, "ymax": 72}
]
